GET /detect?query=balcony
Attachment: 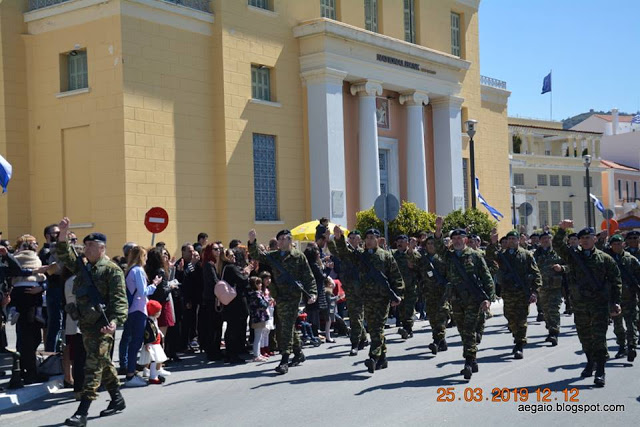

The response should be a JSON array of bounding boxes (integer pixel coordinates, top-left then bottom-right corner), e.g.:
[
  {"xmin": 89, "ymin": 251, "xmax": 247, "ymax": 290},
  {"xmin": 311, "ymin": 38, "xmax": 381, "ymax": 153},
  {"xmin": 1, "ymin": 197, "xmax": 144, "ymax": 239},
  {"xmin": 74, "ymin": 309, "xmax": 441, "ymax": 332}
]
[
  {"xmin": 29, "ymin": 0, "xmax": 211, "ymax": 13},
  {"xmin": 480, "ymin": 75, "xmax": 507, "ymax": 89}
]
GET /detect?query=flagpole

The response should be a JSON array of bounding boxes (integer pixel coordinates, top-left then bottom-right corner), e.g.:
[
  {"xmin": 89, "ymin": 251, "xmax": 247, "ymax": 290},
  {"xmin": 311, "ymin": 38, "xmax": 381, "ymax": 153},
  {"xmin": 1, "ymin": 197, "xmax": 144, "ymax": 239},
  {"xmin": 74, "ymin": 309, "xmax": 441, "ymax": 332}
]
[{"xmin": 550, "ymin": 69, "xmax": 552, "ymax": 121}]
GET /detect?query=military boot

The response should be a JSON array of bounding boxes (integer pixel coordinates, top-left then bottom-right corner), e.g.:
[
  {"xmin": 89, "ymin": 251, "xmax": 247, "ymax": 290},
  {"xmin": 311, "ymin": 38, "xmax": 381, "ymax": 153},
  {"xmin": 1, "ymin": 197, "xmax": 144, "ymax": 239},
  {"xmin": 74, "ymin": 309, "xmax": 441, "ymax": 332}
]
[
  {"xmin": 99, "ymin": 389, "xmax": 125, "ymax": 417},
  {"xmin": 545, "ymin": 334, "xmax": 558, "ymax": 346},
  {"xmin": 398, "ymin": 327, "xmax": 409, "ymax": 340},
  {"xmin": 376, "ymin": 353, "xmax": 388, "ymax": 370},
  {"xmin": 513, "ymin": 343, "xmax": 524, "ymax": 359},
  {"xmin": 275, "ymin": 354, "xmax": 289, "ymax": 375},
  {"xmin": 405, "ymin": 324, "xmax": 414, "ymax": 338},
  {"xmin": 357, "ymin": 339, "xmax": 369, "ymax": 350},
  {"xmin": 580, "ymin": 355, "xmax": 594, "ymax": 378},
  {"xmin": 364, "ymin": 356, "xmax": 378, "ymax": 374},
  {"xmin": 471, "ymin": 357, "xmax": 479, "ymax": 373},
  {"xmin": 428, "ymin": 341, "xmax": 438, "ymax": 355},
  {"xmin": 594, "ymin": 361, "xmax": 605, "ymax": 387},
  {"xmin": 536, "ymin": 312, "xmax": 544, "ymax": 322},
  {"xmin": 476, "ymin": 332, "xmax": 483, "ymax": 345},
  {"xmin": 288, "ymin": 350, "xmax": 305, "ymax": 367},
  {"xmin": 615, "ymin": 345, "xmax": 627, "ymax": 359},
  {"xmin": 460, "ymin": 357, "xmax": 473, "ymax": 380},
  {"xmin": 349, "ymin": 347, "xmax": 358, "ymax": 357},
  {"xmin": 64, "ymin": 398, "xmax": 91, "ymax": 426},
  {"xmin": 438, "ymin": 338, "xmax": 448, "ymax": 352},
  {"xmin": 627, "ymin": 346, "xmax": 637, "ymax": 363}
]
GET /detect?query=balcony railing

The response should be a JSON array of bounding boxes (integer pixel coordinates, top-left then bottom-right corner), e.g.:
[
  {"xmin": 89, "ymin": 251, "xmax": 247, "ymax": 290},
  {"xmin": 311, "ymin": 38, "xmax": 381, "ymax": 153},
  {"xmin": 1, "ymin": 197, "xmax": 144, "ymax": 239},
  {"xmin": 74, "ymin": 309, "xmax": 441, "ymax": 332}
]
[
  {"xmin": 481, "ymin": 75, "xmax": 507, "ymax": 90},
  {"xmin": 29, "ymin": 0, "xmax": 211, "ymax": 13}
]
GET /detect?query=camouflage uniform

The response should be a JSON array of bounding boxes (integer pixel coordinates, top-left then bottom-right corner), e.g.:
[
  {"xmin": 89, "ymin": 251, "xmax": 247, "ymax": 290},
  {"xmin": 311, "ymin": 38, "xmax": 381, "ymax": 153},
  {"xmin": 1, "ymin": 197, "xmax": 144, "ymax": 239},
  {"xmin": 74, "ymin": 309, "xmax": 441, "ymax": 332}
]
[
  {"xmin": 553, "ymin": 228, "xmax": 622, "ymax": 383},
  {"xmin": 328, "ymin": 240, "xmax": 366, "ymax": 349},
  {"xmin": 609, "ymin": 249, "xmax": 640, "ymax": 355},
  {"xmin": 56, "ymin": 241, "xmax": 128, "ymax": 401},
  {"xmin": 435, "ymin": 239, "xmax": 495, "ymax": 362},
  {"xmin": 333, "ymin": 236, "xmax": 404, "ymax": 367},
  {"xmin": 418, "ymin": 251, "xmax": 450, "ymax": 344},
  {"xmin": 248, "ymin": 243, "xmax": 317, "ymax": 358},
  {"xmin": 486, "ymin": 244, "xmax": 541, "ymax": 352},
  {"xmin": 533, "ymin": 246, "xmax": 567, "ymax": 338},
  {"xmin": 392, "ymin": 248, "xmax": 421, "ymax": 337}
]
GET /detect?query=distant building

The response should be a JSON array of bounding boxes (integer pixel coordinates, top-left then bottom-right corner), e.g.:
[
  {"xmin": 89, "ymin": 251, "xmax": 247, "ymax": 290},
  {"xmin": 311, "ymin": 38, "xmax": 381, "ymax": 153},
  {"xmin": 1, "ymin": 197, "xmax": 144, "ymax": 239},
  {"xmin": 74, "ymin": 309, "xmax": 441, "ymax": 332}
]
[
  {"xmin": 571, "ymin": 108, "xmax": 639, "ymax": 135},
  {"xmin": 600, "ymin": 159, "xmax": 640, "ymax": 220}
]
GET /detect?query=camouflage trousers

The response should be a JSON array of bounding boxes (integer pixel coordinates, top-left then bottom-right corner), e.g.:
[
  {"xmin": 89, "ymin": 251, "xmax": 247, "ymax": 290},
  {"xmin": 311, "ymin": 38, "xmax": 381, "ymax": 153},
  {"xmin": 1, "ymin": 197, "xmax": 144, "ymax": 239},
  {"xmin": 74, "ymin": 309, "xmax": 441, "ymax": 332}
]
[
  {"xmin": 80, "ymin": 330, "xmax": 120, "ymax": 400},
  {"xmin": 424, "ymin": 286, "xmax": 449, "ymax": 342},
  {"xmin": 344, "ymin": 286, "xmax": 367, "ymax": 348},
  {"xmin": 502, "ymin": 290, "xmax": 530, "ymax": 345},
  {"xmin": 451, "ymin": 299, "xmax": 482, "ymax": 358},
  {"xmin": 573, "ymin": 300, "xmax": 609, "ymax": 363},
  {"xmin": 397, "ymin": 283, "xmax": 417, "ymax": 328},
  {"xmin": 613, "ymin": 296, "xmax": 639, "ymax": 348},
  {"xmin": 539, "ymin": 283, "xmax": 563, "ymax": 335},
  {"xmin": 363, "ymin": 296, "xmax": 390, "ymax": 358},
  {"xmin": 275, "ymin": 300, "xmax": 301, "ymax": 356}
]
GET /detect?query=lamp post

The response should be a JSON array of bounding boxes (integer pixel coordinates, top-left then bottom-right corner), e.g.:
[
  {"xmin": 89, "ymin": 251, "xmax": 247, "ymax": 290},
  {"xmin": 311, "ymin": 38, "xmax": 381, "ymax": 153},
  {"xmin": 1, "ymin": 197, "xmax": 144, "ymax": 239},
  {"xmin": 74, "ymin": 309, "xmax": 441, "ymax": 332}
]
[
  {"xmin": 465, "ymin": 119, "xmax": 478, "ymax": 209},
  {"xmin": 511, "ymin": 186, "xmax": 517, "ymax": 228},
  {"xmin": 584, "ymin": 154, "xmax": 592, "ymax": 228}
]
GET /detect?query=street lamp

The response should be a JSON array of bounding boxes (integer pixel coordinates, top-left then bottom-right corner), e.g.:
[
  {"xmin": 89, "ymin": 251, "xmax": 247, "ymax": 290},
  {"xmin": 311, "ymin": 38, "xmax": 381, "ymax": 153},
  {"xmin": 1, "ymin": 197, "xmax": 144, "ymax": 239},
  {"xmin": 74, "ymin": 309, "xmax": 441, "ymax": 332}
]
[
  {"xmin": 511, "ymin": 186, "xmax": 517, "ymax": 228},
  {"xmin": 465, "ymin": 119, "xmax": 478, "ymax": 209},
  {"xmin": 584, "ymin": 154, "xmax": 592, "ymax": 228}
]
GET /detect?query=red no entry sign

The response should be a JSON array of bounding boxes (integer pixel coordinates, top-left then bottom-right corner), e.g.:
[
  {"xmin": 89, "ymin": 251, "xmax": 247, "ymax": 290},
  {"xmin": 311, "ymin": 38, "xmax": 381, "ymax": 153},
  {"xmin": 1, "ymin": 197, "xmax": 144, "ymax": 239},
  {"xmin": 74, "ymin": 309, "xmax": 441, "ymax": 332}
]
[{"xmin": 144, "ymin": 207, "xmax": 169, "ymax": 234}]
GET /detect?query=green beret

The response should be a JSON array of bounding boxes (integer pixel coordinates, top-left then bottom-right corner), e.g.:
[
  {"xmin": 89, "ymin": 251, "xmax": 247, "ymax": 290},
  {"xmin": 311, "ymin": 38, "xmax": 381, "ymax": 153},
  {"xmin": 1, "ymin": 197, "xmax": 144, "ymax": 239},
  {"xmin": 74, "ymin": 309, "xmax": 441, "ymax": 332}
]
[
  {"xmin": 609, "ymin": 234, "xmax": 624, "ymax": 243},
  {"xmin": 506, "ymin": 230, "xmax": 519, "ymax": 238}
]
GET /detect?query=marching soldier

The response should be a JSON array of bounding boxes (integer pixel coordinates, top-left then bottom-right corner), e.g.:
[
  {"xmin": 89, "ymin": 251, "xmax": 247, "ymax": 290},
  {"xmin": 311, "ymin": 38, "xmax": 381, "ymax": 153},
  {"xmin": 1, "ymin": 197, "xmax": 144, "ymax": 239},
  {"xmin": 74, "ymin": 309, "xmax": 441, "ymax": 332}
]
[
  {"xmin": 486, "ymin": 229, "xmax": 542, "ymax": 360},
  {"xmin": 434, "ymin": 217, "xmax": 495, "ymax": 380},
  {"xmin": 327, "ymin": 230, "xmax": 369, "ymax": 356},
  {"xmin": 608, "ymin": 234, "xmax": 640, "ymax": 361},
  {"xmin": 55, "ymin": 218, "xmax": 128, "ymax": 427},
  {"xmin": 553, "ymin": 221, "xmax": 622, "ymax": 387},
  {"xmin": 392, "ymin": 235, "xmax": 421, "ymax": 339},
  {"xmin": 248, "ymin": 229, "xmax": 317, "ymax": 375},
  {"xmin": 533, "ymin": 231, "xmax": 567, "ymax": 346},
  {"xmin": 332, "ymin": 226, "xmax": 404, "ymax": 374},
  {"xmin": 418, "ymin": 236, "xmax": 450, "ymax": 355}
]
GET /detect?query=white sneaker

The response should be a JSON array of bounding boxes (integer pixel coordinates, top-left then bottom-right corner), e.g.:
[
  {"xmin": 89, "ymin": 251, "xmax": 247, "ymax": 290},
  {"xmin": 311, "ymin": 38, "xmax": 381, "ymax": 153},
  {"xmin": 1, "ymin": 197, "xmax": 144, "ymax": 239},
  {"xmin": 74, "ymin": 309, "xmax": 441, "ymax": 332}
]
[
  {"xmin": 157, "ymin": 368, "xmax": 171, "ymax": 377},
  {"xmin": 142, "ymin": 368, "xmax": 150, "ymax": 378},
  {"xmin": 123, "ymin": 375, "xmax": 147, "ymax": 387}
]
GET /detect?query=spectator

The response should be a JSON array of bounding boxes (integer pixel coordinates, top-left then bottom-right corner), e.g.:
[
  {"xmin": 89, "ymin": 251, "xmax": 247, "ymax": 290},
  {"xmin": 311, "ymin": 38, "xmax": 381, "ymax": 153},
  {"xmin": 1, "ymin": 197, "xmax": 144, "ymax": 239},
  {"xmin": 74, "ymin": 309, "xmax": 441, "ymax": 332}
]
[
  {"xmin": 323, "ymin": 277, "xmax": 338, "ymax": 343},
  {"xmin": 248, "ymin": 276, "xmax": 269, "ymax": 362},
  {"xmin": 304, "ymin": 244, "xmax": 327, "ymax": 337},
  {"xmin": 201, "ymin": 243, "xmax": 223, "ymax": 361},
  {"xmin": 146, "ymin": 248, "xmax": 178, "ymax": 363},
  {"xmin": 259, "ymin": 271, "xmax": 275, "ymax": 356},
  {"xmin": 140, "ymin": 300, "xmax": 168, "ymax": 385},
  {"xmin": 62, "ymin": 258, "xmax": 84, "ymax": 393},
  {"xmin": 197, "ymin": 233, "xmax": 208, "ymax": 249},
  {"xmin": 218, "ymin": 248, "xmax": 250, "ymax": 364},
  {"xmin": 40, "ymin": 223, "xmax": 64, "ymax": 352}
]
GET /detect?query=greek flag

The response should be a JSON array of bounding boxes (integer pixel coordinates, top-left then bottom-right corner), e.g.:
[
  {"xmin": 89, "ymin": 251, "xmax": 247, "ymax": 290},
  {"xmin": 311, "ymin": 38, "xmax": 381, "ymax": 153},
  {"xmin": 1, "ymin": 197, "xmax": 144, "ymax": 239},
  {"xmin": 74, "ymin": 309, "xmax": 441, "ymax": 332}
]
[
  {"xmin": 589, "ymin": 193, "xmax": 605, "ymax": 214},
  {"xmin": 476, "ymin": 178, "xmax": 504, "ymax": 221},
  {"xmin": 0, "ymin": 154, "xmax": 12, "ymax": 193},
  {"xmin": 541, "ymin": 72, "xmax": 552, "ymax": 94},
  {"xmin": 632, "ymin": 113, "xmax": 640, "ymax": 124}
]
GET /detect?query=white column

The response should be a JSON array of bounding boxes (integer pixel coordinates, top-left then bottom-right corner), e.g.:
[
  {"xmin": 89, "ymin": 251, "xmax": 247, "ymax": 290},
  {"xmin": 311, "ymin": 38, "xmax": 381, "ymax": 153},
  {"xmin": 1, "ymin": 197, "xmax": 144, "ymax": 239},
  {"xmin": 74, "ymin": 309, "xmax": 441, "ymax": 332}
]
[
  {"xmin": 431, "ymin": 96, "xmax": 465, "ymax": 215},
  {"xmin": 301, "ymin": 68, "xmax": 349, "ymax": 226},
  {"xmin": 399, "ymin": 90, "xmax": 429, "ymax": 211},
  {"xmin": 350, "ymin": 80, "xmax": 383, "ymax": 211},
  {"xmin": 523, "ymin": 133, "xmax": 531, "ymax": 154},
  {"xmin": 589, "ymin": 138, "xmax": 595, "ymax": 157}
]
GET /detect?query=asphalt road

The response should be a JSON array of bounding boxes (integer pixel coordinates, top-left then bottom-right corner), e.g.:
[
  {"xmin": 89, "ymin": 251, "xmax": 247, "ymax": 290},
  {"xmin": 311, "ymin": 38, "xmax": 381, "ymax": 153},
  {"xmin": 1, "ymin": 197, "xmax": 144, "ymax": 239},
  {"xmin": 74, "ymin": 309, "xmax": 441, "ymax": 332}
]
[{"xmin": 1, "ymin": 301, "xmax": 638, "ymax": 426}]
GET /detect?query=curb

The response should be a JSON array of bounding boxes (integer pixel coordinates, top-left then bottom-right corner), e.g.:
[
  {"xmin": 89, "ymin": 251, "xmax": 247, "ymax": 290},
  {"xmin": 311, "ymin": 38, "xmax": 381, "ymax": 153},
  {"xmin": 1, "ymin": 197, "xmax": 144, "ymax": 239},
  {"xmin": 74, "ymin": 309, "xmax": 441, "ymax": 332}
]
[{"xmin": 0, "ymin": 375, "xmax": 64, "ymax": 413}]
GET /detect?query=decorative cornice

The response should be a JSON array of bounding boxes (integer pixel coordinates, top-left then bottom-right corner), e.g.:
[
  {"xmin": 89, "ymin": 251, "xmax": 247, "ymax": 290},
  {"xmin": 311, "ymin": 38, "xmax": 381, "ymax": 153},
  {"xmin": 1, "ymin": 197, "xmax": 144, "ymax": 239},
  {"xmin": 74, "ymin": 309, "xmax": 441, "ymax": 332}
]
[
  {"xmin": 399, "ymin": 90, "xmax": 429, "ymax": 106},
  {"xmin": 455, "ymin": 0, "xmax": 481, "ymax": 10},
  {"xmin": 430, "ymin": 95, "xmax": 464, "ymax": 110},
  {"xmin": 300, "ymin": 68, "xmax": 348, "ymax": 86},
  {"xmin": 350, "ymin": 80, "xmax": 383, "ymax": 97}
]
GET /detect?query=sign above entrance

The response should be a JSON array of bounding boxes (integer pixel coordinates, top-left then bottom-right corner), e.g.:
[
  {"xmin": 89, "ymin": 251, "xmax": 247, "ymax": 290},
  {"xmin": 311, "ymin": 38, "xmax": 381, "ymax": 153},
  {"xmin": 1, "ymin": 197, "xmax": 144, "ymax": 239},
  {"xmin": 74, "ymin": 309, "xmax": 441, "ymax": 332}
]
[{"xmin": 376, "ymin": 54, "xmax": 437, "ymax": 75}]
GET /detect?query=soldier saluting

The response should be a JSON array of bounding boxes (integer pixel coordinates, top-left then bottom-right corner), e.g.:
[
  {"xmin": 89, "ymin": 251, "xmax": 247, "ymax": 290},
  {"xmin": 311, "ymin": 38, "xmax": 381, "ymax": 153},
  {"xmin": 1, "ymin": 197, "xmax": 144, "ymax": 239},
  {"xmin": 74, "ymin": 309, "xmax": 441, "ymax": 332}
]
[
  {"xmin": 55, "ymin": 218, "xmax": 128, "ymax": 427},
  {"xmin": 486, "ymin": 229, "xmax": 542, "ymax": 360},
  {"xmin": 552, "ymin": 220, "xmax": 622, "ymax": 387},
  {"xmin": 434, "ymin": 217, "xmax": 494, "ymax": 380},
  {"xmin": 332, "ymin": 226, "xmax": 404, "ymax": 374}
]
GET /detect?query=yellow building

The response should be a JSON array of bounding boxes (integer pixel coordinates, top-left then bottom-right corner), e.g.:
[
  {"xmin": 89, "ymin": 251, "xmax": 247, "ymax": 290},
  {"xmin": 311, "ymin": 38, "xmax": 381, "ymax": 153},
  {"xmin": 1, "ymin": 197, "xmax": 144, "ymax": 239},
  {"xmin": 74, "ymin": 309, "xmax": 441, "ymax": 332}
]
[{"xmin": 0, "ymin": 0, "xmax": 511, "ymax": 252}]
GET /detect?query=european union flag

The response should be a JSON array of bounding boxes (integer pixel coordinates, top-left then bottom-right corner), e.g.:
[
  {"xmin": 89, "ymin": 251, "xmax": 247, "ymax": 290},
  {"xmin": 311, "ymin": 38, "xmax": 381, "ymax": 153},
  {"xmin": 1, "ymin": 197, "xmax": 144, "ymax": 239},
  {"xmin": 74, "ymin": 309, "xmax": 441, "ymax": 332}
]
[
  {"xmin": 541, "ymin": 72, "xmax": 552, "ymax": 94},
  {"xmin": 0, "ymin": 154, "xmax": 12, "ymax": 193}
]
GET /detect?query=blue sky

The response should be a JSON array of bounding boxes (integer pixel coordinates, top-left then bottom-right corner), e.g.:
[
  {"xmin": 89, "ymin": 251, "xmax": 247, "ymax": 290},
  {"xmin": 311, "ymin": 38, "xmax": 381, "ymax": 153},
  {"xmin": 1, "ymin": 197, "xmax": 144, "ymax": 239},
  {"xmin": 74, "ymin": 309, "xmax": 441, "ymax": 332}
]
[{"xmin": 479, "ymin": 0, "xmax": 640, "ymax": 122}]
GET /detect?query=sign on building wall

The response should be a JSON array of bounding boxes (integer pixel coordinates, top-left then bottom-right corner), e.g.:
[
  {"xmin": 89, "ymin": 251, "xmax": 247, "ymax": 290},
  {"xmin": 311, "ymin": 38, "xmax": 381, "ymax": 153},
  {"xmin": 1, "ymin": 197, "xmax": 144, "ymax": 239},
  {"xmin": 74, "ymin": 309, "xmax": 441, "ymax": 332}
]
[
  {"xmin": 331, "ymin": 190, "xmax": 345, "ymax": 218},
  {"xmin": 376, "ymin": 97, "xmax": 390, "ymax": 130}
]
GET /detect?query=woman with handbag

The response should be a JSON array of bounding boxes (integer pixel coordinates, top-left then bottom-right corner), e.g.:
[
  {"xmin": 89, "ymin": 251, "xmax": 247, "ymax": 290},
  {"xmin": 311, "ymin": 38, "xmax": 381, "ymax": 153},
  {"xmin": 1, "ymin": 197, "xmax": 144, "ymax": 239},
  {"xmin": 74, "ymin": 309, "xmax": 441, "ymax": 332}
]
[
  {"xmin": 201, "ymin": 243, "xmax": 224, "ymax": 361},
  {"xmin": 146, "ymin": 248, "xmax": 177, "ymax": 369}
]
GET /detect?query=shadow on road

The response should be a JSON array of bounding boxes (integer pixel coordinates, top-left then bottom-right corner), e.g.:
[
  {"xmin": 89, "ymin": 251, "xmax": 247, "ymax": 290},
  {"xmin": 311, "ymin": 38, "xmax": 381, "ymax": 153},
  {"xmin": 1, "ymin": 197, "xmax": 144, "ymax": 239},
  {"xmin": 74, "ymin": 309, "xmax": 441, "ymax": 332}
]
[
  {"xmin": 354, "ymin": 372, "xmax": 467, "ymax": 395},
  {"xmin": 0, "ymin": 392, "xmax": 75, "ymax": 417}
]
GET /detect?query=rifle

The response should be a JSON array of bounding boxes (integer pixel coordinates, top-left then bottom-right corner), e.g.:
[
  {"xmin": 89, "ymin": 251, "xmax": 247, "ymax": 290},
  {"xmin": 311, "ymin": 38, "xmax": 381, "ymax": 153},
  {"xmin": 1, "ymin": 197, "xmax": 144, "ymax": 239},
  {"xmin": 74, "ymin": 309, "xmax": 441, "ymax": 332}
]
[
  {"xmin": 450, "ymin": 253, "xmax": 490, "ymax": 303},
  {"xmin": 358, "ymin": 251, "xmax": 401, "ymax": 303},
  {"xmin": 71, "ymin": 245, "xmax": 110, "ymax": 328},
  {"xmin": 425, "ymin": 255, "xmax": 448, "ymax": 287},
  {"xmin": 265, "ymin": 253, "xmax": 312, "ymax": 300},
  {"xmin": 615, "ymin": 257, "xmax": 640, "ymax": 291},
  {"xmin": 497, "ymin": 251, "xmax": 531, "ymax": 296}
]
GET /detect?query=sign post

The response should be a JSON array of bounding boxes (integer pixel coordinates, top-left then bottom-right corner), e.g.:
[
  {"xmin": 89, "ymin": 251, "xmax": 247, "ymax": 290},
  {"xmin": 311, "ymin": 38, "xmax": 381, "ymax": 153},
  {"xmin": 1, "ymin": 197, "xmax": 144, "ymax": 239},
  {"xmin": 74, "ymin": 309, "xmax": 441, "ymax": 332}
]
[
  {"xmin": 144, "ymin": 207, "xmax": 169, "ymax": 246},
  {"xmin": 374, "ymin": 193, "xmax": 400, "ymax": 246}
]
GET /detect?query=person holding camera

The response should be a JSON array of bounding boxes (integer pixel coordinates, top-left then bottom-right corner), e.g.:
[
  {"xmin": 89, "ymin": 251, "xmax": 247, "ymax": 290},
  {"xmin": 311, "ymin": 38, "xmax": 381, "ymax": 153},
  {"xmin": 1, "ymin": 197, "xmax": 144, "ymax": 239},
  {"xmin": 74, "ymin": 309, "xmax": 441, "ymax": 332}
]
[{"xmin": 55, "ymin": 217, "xmax": 128, "ymax": 427}]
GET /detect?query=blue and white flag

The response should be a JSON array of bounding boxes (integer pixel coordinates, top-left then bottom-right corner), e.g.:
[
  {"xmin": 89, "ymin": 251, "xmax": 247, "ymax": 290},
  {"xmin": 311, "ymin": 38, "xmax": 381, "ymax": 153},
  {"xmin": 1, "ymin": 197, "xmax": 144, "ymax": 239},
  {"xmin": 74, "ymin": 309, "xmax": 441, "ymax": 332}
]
[
  {"xmin": 476, "ymin": 178, "xmax": 504, "ymax": 221},
  {"xmin": 0, "ymin": 154, "xmax": 12, "ymax": 193},
  {"xmin": 589, "ymin": 193, "xmax": 605, "ymax": 214},
  {"xmin": 632, "ymin": 113, "xmax": 640, "ymax": 124},
  {"xmin": 541, "ymin": 72, "xmax": 552, "ymax": 94}
]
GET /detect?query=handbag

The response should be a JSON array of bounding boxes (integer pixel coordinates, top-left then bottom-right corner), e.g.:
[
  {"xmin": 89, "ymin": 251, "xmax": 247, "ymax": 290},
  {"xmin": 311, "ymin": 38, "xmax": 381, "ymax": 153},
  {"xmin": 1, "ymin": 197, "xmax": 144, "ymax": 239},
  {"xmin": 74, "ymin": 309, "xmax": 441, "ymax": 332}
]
[
  {"xmin": 214, "ymin": 265, "xmax": 237, "ymax": 307},
  {"xmin": 37, "ymin": 353, "xmax": 63, "ymax": 376}
]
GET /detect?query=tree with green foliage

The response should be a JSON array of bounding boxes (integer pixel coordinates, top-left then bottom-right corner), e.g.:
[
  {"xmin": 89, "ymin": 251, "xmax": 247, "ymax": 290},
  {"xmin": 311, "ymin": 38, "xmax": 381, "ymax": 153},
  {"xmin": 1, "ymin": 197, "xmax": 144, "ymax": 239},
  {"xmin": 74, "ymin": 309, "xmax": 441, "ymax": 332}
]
[
  {"xmin": 441, "ymin": 209, "xmax": 497, "ymax": 242},
  {"xmin": 355, "ymin": 201, "xmax": 436, "ymax": 239}
]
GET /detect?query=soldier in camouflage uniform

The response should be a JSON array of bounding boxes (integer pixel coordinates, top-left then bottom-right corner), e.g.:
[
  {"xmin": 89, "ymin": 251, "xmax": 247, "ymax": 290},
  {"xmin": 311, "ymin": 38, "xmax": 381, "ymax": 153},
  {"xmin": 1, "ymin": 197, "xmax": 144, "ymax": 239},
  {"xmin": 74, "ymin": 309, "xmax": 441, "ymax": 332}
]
[
  {"xmin": 392, "ymin": 235, "xmax": 421, "ymax": 339},
  {"xmin": 623, "ymin": 231, "xmax": 640, "ymax": 335},
  {"xmin": 328, "ymin": 230, "xmax": 368, "ymax": 356},
  {"xmin": 55, "ymin": 218, "xmax": 128, "ymax": 427},
  {"xmin": 248, "ymin": 229, "xmax": 317, "ymax": 375},
  {"xmin": 486, "ymin": 229, "xmax": 541, "ymax": 360},
  {"xmin": 434, "ymin": 217, "xmax": 495, "ymax": 380},
  {"xmin": 553, "ymin": 221, "xmax": 622, "ymax": 387},
  {"xmin": 332, "ymin": 226, "xmax": 404, "ymax": 374},
  {"xmin": 608, "ymin": 234, "xmax": 640, "ymax": 362},
  {"xmin": 533, "ymin": 231, "xmax": 567, "ymax": 346},
  {"xmin": 418, "ymin": 235, "xmax": 450, "ymax": 355}
]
